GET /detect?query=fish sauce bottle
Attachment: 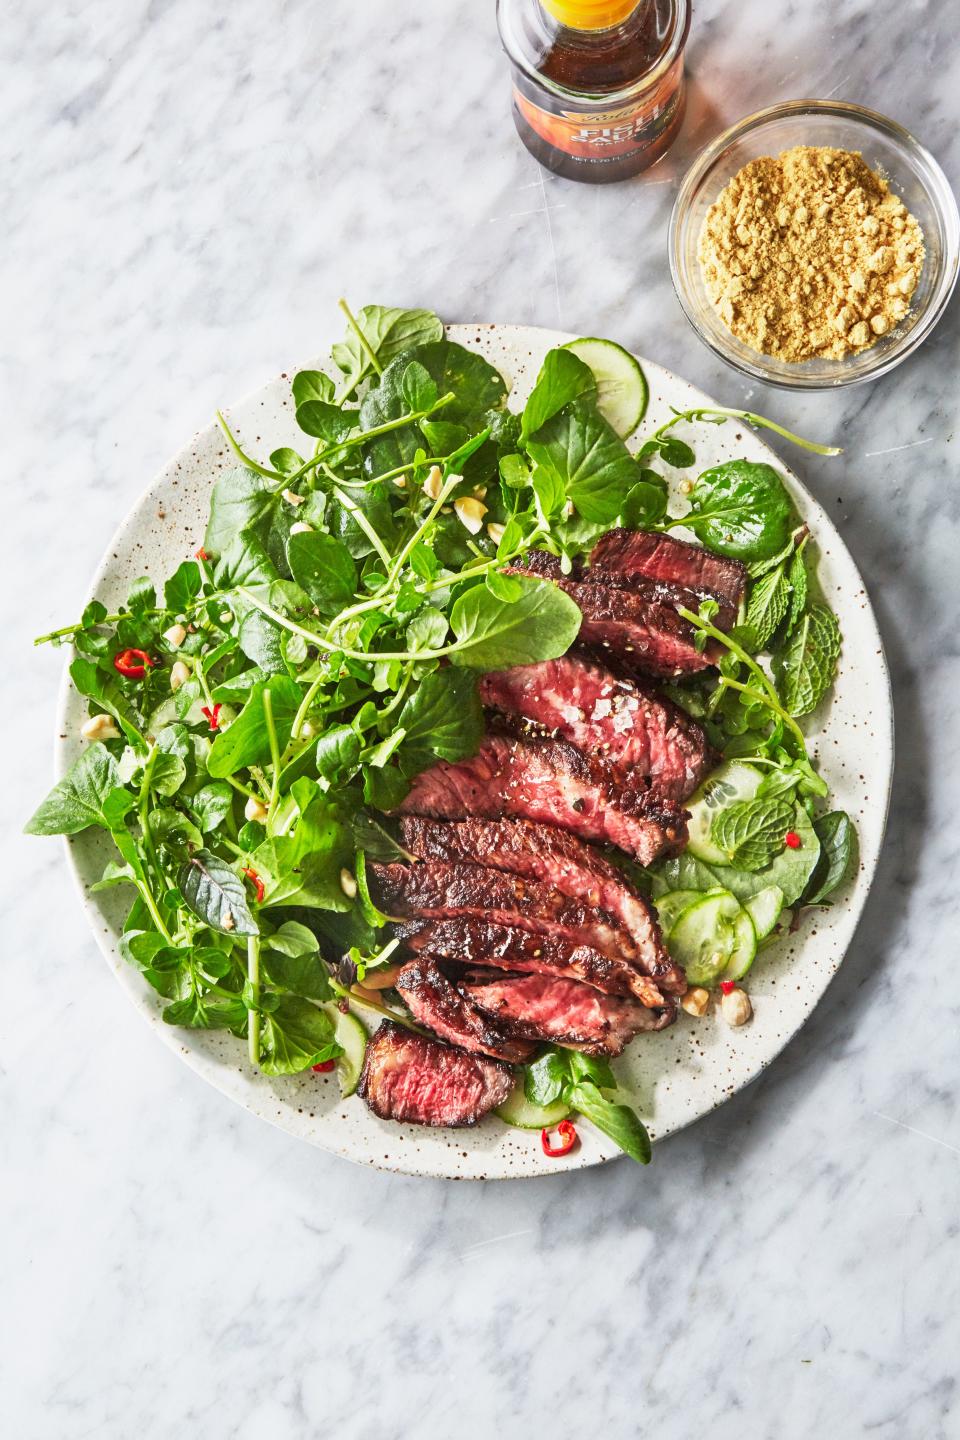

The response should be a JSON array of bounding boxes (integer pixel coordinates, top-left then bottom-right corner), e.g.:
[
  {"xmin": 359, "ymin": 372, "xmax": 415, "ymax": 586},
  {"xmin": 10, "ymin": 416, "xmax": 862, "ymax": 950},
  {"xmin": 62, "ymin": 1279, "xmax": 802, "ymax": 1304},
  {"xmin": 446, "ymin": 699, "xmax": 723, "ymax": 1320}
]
[{"xmin": 497, "ymin": 0, "xmax": 691, "ymax": 183}]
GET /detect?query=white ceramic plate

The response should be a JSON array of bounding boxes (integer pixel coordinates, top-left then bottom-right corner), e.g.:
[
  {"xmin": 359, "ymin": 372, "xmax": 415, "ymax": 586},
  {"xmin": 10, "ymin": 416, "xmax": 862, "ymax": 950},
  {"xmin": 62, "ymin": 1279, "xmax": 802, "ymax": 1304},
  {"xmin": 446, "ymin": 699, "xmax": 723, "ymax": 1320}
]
[{"xmin": 56, "ymin": 324, "xmax": 893, "ymax": 1179}]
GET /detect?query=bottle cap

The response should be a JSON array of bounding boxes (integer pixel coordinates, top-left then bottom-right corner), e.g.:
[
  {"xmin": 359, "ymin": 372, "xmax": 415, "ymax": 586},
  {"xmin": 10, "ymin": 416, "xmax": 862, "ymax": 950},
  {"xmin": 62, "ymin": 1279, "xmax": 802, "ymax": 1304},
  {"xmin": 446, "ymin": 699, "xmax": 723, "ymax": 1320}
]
[{"xmin": 540, "ymin": 0, "xmax": 640, "ymax": 28}]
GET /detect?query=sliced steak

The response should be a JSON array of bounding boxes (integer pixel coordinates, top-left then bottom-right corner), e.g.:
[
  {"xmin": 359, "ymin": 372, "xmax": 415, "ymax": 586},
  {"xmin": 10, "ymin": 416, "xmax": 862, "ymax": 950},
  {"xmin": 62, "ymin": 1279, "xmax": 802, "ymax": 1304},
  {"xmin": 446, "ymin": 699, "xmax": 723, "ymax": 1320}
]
[
  {"xmin": 357, "ymin": 1021, "xmax": 513, "ymax": 1127},
  {"xmin": 509, "ymin": 556, "xmax": 715, "ymax": 678},
  {"xmin": 371, "ymin": 860, "xmax": 640, "ymax": 964},
  {"xmin": 395, "ymin": 958, "xmax": 535, "ymax": 1063},
  {"xmin": 400, "ymin": 915, "xmax": 667, "ymax": 1009},
  {"xmin": 479, "ymin": 653, "xmax": 714, "ymax": 807},
  {"xmin": 590, "ymin": 529, "xmax": 747, "ymax": 627},
  {"xmin": 395, "ymin": 730, "xmax": 686, "ymax": 865},
  {"xmin": 458, "ymin": 970, "xmax": 671, "ymax": 1052},
  {"xmin": 398, "ymin": 816, "xmax": 685, "ymax": 994}
]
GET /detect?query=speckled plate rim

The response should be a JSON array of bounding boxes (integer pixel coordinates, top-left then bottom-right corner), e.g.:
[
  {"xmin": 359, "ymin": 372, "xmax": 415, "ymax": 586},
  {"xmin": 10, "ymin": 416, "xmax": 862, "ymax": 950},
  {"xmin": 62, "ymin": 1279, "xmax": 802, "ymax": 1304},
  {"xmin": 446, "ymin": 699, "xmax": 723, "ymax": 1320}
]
[{"xmin": 54, "ymin": 323, "xmax": 893, "ymax": 1179}]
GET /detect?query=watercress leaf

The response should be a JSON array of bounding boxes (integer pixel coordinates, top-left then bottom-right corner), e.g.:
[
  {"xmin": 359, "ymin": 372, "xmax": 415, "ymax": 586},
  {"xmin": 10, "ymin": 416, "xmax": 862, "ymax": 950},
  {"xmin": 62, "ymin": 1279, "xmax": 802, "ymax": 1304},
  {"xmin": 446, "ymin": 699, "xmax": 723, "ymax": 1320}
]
[
  {"xmin": 362, "ymin": 764, "xmax": 409, "ymax": 811},
  {"xmin": 163, "ymin": 993, "xmax": 248, "ymax": 1031},
  {"xmin": 349, "ymin": 811, "xmax": 416, "ymax": 862},
  {"xmin": 521, "ymin": 347, "xmax": 596, "ymax": 442},
  {"xmin": 148, "ymin": 751, "xmax": 187, "ymax": 797},
  {"xmin": 295, "ymin": 399, "xmax": 358, "ymax": 443},
  {"xmin": 524, "ymin": 1049, "xmax": 571, "ymax": 1107},
  {"xmin": 164, "ymin": 560, "xmax": 202, "ymax": 614},
  {"xmin": 526, "ymin": 401, "xmax": 641, "ymax": 523},
  {"xmin": 485, "ymin": 570, "xmax": 526, "ymax": 602},
  {"xmin": 401, "ymin": 359, "xmax": 439, "ymax": 412},
  {"xmin": 744, "ymin": 564, "xmax": 790, "ymax": 650},
  {"xmin": 148, "ymin": 806, "xmax": 203, "ymax": 852},
  {"xmin": 206, "ymin": 674, "xmax": 303, "ymax": 778},
  {"xmin": 127, "ymin": 575, "xmax": 156, "ymax": 613},
  {"xmin": 419, "ymin": 418, "xmax": 470, "ymax": 456},
  {"xmin": 804, "ymin": 811, "xmax": 858, "ymax": 905},
  {"xmin": 269, "ymin": 447, "xmax": 305, "ymax": 475},
  {"xmin": 69, "ymin": 657, "xmax": 144, "ymax": 750},
  {"xmin": 711, "ymin": 794, "xmax": 795, "ymax": 870},
  {"xmin": 178, "ymin": 850, "xmax": 259, "ymax": 935},
  {"xmin": 406, "ymin": 607, "xmax": 448, "ymax": 651},
  {"xmin": 773, "ymin": 605, "xmax": 841, "ymax": 717},
  {"xmin": 362, "ymin": 729, "xmax": 406, "ymax": 768},
  {"xmin": 332, "ymin": 305, "xmax": 444, "ymax": 392},
  {"xmin": 448, "ymin": 575, "xmax": 581, "ymax": 669},
  {"xmin": 291, "ymin": 370, "xmax": 335, "ymax": 406},
  {"xmin": 266, "ymin": 920, "xmax": 320, "ymax": 957},
  {"xmin": 396, "ymin": 340, "xmax": 508, "ymax": 426},
  {"xmin": 204, "ymin": 467, "xmax": 276, "ymax": 555},
  {"xmin": 237, "ymin": 611, "xmax": 287, "ymax": 674},
  {"xmin": 213, "ymin": 529, "xmax": 279, "ymax": 591},
  {"xmin": 258, "ymin": 995, "xmax": 340, "ymax": 1075},
  {"xmin": 658, "ymin": 436, "xmax": 696, "ymax": 469},
  {"xmin": 621, "ymin": 471, "xmax": 668, "ymax": 527},
  {"xmin": 397, "ymin": 670, "xmax": 483, "ymax": 776},
  {"xmin": 315, "ymin": 724, "xmax": 362, "ymax": 784},
  {"xmin": 262, "ymin": 925, "xmax": 331, "ymax": 1000},
  {"xmin": 329, "ymin": 483, "xmax": 396, "ymax": 560},
  {"xmin": 25, "ymin": 744, "xmax": 121, "ymax": 835},
  {"xmin": 190, "ymin": 781, "xmax": 234, "ymax": 832},
  {"xmin": 567, "ymin": 1082, "xmax": 651, "ymax": 1165},
  {"xmin": 567, "ymin": 1051, "xmax": 617, "ymax": 1089},
  {"xmin": 650, "ymin": 851, "xmax": 722, "ymax": 896},
  {"xmin": 286, "ymin": 530, "xmax": 358, "ymax": 617},
  {"xmin": 499, "ymin": 453, "xmax": 531, "ymax": 490},
  {"xmin": 681, "ymin": 460, "xmax": 792, "ymax": 562},
  {"xmin": 103, "ymin": 787, "xmax": 137, "ymax": 829},
  {"xmin": 532, "ymin": 463, "xmax": 565, "ymax": 521}
]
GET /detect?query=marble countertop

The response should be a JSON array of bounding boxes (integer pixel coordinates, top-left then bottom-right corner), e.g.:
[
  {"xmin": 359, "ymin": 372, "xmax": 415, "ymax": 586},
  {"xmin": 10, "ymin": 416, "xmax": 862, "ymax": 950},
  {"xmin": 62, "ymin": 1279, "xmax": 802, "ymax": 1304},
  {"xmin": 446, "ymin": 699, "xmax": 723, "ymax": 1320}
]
[{"xmin": 4, "ymin": 1, "xmax": 958, "ymax": 1435}]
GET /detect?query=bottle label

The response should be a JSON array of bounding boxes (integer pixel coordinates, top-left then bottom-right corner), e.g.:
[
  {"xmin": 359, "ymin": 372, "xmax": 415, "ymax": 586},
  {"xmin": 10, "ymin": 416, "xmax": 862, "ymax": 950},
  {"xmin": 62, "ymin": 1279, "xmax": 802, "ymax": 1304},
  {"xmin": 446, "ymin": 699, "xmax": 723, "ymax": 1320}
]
[{"xmin": 513, "ymin": 58, "xmax": 683, "ymax": 163}]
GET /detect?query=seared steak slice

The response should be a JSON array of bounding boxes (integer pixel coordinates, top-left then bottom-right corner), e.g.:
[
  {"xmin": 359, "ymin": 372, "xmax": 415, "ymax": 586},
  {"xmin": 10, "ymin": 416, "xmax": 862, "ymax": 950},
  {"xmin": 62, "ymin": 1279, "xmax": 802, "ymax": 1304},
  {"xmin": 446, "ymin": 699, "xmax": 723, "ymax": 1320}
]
[
  {"xmin": 395, "ymin": 958, "xmax": 535, "ymax": 1063},
  {"xmin": 400, "ymin": 916, "xmax": 667, "ymax": 1008},
  {"xmin": 590, "ymin": 529, "xmax": 747, "ymax": 627},
  {"xmin": 357, "ymin": 1021, "xmax": 512, "ymax": 1127},
  {"xmin": 458, "ymin": 970, "xmax": 672, "ymax": 1052},
  {"xmin": 395, "ymin": 730, "xmax": 686, "ymax": 864},
  {"xmin": 370, "ymin": 860, "xmax": 640, "ymax": 964},
  {"xmin": 398, "ymin": 816, "xmax": 685, "ymax": 994},
  {"xmin": 479, "ymin": 653, "xmax": 714, "ymax": 807},
  {"xmin": 509, "ymin": 557, "xmax": 715, "ymax": 677}
]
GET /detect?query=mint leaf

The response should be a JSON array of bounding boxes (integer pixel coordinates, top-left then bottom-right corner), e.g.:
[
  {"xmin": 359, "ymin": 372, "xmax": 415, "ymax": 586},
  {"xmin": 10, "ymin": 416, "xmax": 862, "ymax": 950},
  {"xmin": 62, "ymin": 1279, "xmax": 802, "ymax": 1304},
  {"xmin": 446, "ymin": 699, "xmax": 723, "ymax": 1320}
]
[
  {"xmin": 743, "ymin": 564, "xmax": 789, "ymax": 649},
  {"xmin": 774, "ymin": 604, "xmax": 841, "ymax": 717},
  {"xmin": 711, "ymin": 795, "xmax": 795, "ymax": 870},
  {"xmin": 785, "ymin": 543, "xmax": 809, "ymax": 636}
]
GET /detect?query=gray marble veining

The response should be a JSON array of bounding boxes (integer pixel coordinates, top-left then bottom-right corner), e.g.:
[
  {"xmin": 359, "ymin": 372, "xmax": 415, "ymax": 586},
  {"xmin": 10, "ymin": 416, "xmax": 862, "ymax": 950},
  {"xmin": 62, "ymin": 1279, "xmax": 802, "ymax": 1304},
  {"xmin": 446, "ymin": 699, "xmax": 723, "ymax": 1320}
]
[{"xmin": 3, "ymin": 1, "xmax": 958, "ymax": 1435}]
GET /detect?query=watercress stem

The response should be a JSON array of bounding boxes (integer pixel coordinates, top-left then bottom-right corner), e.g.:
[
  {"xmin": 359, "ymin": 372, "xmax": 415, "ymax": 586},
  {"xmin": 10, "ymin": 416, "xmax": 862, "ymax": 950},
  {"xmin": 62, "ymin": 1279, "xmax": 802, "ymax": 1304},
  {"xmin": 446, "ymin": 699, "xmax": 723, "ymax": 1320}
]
[
  {"xmin": 337, "ymin": 297, "xmax": 383, "ymax": 376},
  {"xmin": 331, "ymin": 485, "xmax": 393, "ymax": 569},
  {"xmin": 217, "ymin": 411, "xmax": 286, "ymax": 480},
  {"xmin": 657, "ymin": 407, "xmax": 841, "ymax": 457},
  {"xmin": 283, "ymin": 393, "xmax": 455, "ymax": 489},
  {"xmin": 247, "ymin": 936, "xmax": 261, "ymax": 1067},
  {"xmin": 329, "ymin": 978, "xmax": 427, "ymax": 1035}
]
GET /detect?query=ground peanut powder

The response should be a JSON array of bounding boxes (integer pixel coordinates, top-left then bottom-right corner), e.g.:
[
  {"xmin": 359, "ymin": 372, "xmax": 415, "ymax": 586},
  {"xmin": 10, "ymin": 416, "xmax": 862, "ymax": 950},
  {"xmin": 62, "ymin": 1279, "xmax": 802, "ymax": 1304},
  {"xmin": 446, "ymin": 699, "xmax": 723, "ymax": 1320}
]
[{"xmin": 697, "ymin": 145, "xmax": 924, "ymax": 362}]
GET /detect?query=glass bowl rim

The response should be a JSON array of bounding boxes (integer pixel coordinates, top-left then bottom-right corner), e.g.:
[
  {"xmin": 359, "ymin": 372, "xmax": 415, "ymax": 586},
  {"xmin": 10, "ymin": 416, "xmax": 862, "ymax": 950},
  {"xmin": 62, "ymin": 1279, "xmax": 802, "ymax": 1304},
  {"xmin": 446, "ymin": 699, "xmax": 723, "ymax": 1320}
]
[{"xmin": 668, "ymin": 98, "xmax": 960, "ymax": 391}]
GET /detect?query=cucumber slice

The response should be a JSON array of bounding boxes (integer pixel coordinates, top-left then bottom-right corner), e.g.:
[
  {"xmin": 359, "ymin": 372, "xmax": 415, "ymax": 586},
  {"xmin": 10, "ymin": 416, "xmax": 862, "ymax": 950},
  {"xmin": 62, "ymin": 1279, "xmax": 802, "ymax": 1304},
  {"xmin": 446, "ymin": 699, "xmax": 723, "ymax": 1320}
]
[
  {"xmin": 655, "ymin": 888, "xmax": 710, "ymax": 936},
  {"xmin": 686, "ymin": 762, "xmax": 763, "ymax": 865},
  {"xmin": 668, "ymin": 890, "xmax": 757, "ymax": 986},
  {"xmin": 322, "ymin": 1003, "xmax": 368, "ymax": 1098},
  {"xmin": 744, "ymin": 885, "xmax": 784, "ymax": 941},
  {"xmin": 561, "ymin": 336, "xmax": 648, "ymax": 437},
  {"xmin": 496, "ymin": 1080, "xmax": 571, "ymax": 1130}
]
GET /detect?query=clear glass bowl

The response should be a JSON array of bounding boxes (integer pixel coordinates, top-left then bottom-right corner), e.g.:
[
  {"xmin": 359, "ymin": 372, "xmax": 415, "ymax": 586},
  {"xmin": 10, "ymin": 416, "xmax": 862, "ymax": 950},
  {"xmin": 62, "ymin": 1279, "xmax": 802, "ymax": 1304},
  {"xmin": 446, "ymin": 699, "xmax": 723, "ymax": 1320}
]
[{"xmin": 669, "ymin": 100, "xmax": 959, "ymax": 389}]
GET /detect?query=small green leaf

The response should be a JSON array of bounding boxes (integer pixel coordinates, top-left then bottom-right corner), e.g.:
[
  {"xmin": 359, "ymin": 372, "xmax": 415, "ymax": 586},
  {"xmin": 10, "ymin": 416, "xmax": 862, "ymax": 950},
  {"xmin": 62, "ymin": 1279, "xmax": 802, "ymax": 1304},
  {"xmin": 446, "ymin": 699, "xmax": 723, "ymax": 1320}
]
[
  {"xmin": 178, "ymin": 850, "xmax": 259, "ymax": 935},
  {"xmin": 804, "ymin": 811, "xmax": 858, "ymax": 905},
  {"xmin": 682, "ymin": 460, "xmax": 793, "ymax": 562},
  {"xmin": 204, "ymin": 467, "xmax": 275, "ymax": 554},
  {"xmin": 25, "ymin": 745, "xmax": 122, "ymax": 836},
  {"xmin": 526, "ymin": 402, "xmax": 642, "ymax": 524},
  {"xmin": 291, "ymin": 370, "xmax": 335, "ymax": 406},
  {"xmin": 286, "ymin": 530, "xmax": 358, "ymax": 617},
  {"xmin": 397, "ymin": 670, "xmax": 483, "ymax": 776},
  {"xmin": 258, "ymin": 995, "xmax": 340, "ymax": 1074},
  {"xmin": 524, "ymin": 1049, "xmax": 571, "ymax": 1107},
  {"xmin": 744, "ymin": 564, "xmax": 789, "ymax": 650},
  {"xmin": 521, "ymin": 347, "xmax": 596, "ymax": 441},
  {"xmin": 568, "ymin": 1082, "xmax": 651, "ymax": 1165},
  {"xmin": 448, "ymin": 576, "xmax": 581, "ymax": 670},
  {"xmin": 711, "ymin": 795, "xmax": 795, "ymax": 870},
  {"xmin": 206, "ymin": 675, "xmax": 303, "ymax": 778}
]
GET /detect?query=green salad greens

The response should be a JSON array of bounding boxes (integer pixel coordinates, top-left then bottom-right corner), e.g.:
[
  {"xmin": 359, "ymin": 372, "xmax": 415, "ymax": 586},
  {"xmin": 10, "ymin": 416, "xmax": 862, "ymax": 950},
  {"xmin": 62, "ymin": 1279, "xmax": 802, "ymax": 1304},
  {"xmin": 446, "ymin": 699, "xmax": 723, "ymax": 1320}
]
[{"xmin": 27, "ymin": 298, "xmax": 855, "ymax": 1165}]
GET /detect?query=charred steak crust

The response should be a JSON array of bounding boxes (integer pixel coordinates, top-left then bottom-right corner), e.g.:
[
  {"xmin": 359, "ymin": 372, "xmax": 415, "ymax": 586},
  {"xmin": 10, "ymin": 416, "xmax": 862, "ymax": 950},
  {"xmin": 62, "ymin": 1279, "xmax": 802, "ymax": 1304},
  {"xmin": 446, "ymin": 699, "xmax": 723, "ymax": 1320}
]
[
  {"xmin": 371, "ymin": 859, "xmax": 640, "ymax": 961},
  {"xmin": 398, "ymin": 915, "xmax": 668, "ymax": 1008},
  {"xmin": 395, "ymin": 958, "xmax": 535, "ymax": 1063},
  {"xmin": 508, "ymin": 559, "xmax": 715, "ymax": 678},
  {"xmin": 397, "ymin": 816, "xmax": 685, "ymax": 994},
  {"xmin": 357, "ymin": 1021, "xmax": 513, "ymax": 1128},
  {"xmin": 589, "ymin": 528, "xmax": 747, "ymax": 624},
  {"xmin": 395, "ymin": 730, "xmax": 687, "ymax": 865},
  {"xmin": 457, "ymin": 970, "xmax": 673, "ymax": 1053},
  {"xmin": 478, "ymin": 652, "xmax": 714, "ymax": 808}
]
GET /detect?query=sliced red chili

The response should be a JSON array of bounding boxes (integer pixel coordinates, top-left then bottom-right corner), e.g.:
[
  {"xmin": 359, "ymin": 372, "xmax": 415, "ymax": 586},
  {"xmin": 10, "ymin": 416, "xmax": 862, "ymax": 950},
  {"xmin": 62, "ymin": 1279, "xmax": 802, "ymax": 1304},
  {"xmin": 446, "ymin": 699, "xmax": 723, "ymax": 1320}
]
[
  {"xmin": 311, "ymin": 1059, "xmax": 336, "ymax": 1073},
  {"xmin": 720, "ymin": 979, "xmax": 736, "ymax": 995},
  {"xmin": 113, "ymin": 647, "xmax": 154, "ymax": 679},
  {"xmin": 200, "ymin": 703, "xmax": 222, "ymax": 731},
  {"xmin": 784, "ymin": 831, "xmax": 802, "ymax": 849},
  {"xmin": 541, "ymin": 1119, "xmax": 577, "ymax": 1157},
  {"xmin": 194, "ymin": 547, "xmax": 209, "ymax": 561},
  {"xmin": 242, "ymin": 867, "xmax": 265, "ymax": 904}
]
